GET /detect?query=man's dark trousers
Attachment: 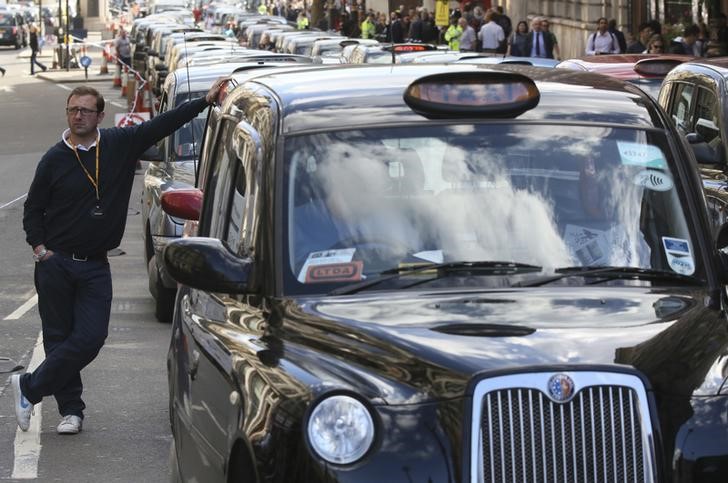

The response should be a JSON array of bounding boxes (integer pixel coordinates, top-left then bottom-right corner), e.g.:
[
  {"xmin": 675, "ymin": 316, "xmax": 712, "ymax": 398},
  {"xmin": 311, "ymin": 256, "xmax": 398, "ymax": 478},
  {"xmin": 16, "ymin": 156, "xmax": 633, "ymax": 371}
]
[{"xmin": 20, "ymin": 254, "xmax": 112, "ymax": 418}]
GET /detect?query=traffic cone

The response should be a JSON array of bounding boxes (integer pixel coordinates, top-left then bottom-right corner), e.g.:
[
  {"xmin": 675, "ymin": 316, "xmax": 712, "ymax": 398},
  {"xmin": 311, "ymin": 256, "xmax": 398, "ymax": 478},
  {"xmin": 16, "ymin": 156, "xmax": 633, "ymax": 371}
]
[
  {"xmin": 113, "ymin": 62, "xmax": 121, "ymax": 88},
  {"xmin": 99, "ymin": 42, "xmax": 109, "ymax": 74},
  {"xmin": 135, "ymin": 81, "xmax": 153, "ymax": 114},
  {"xmin": 120, "ymin": 66, "xmax": 128, "ymax": 97}
]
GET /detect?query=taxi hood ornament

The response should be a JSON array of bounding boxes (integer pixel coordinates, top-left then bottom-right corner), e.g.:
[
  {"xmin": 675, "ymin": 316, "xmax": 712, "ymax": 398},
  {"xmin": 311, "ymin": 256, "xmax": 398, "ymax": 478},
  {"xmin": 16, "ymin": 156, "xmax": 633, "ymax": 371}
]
[{"xmin": 547, "ymin": 374, "xmax": 576, "ymax": 403}]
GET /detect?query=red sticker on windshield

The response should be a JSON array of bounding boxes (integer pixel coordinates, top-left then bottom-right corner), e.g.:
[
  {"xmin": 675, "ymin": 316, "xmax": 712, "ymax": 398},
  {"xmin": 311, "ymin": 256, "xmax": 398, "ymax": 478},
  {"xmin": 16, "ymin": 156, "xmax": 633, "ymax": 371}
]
[{"xmin": 305, "ymin": 261, "xmax": 363, "ymax": 283}]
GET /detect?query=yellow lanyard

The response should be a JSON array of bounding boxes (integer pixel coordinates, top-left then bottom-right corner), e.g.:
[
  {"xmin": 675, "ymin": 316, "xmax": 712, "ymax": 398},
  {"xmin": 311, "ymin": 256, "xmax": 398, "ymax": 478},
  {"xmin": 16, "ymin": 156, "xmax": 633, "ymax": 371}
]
[{"xmin": 70, "ymin": 136, "xmax": 100, "ymax": 201}]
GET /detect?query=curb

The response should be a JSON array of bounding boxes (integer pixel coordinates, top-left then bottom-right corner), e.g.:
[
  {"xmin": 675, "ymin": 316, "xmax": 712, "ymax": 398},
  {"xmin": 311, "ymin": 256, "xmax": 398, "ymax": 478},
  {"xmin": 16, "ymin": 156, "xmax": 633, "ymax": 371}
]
[{"xmin": 35, "ymin": 71, "xmax": 115, "ymax": 83}]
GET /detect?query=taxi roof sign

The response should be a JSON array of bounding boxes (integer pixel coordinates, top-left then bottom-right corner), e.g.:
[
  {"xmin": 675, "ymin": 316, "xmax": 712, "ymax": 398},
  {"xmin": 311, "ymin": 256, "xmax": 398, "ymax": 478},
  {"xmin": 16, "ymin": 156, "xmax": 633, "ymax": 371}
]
[
  {"xmin": 633, "ymin": 58, "xmax": 683, "ymax": 77},
  {"xmin": 385, "ymin": 43, "xmax": 437, "ymax": 53},
  {"xmin": 404, "ymin": 72, "xmax": 540, "ymax": 119}
]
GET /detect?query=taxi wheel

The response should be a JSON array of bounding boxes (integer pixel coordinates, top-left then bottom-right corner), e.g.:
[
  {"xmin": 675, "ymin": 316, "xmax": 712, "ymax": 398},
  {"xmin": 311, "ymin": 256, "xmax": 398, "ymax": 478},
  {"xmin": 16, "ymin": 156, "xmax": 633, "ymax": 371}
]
[
  {"xmin": 14, "ymin": 40, "xmax": 20, "ymax": 50},
  {"xmin": 155, "ymin": 282, "xmax": 175, "ymax": 323}
]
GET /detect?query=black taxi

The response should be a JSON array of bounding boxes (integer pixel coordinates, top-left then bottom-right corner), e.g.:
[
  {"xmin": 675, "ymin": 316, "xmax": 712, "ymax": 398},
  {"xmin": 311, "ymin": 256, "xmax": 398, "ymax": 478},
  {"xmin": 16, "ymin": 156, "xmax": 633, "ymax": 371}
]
[
  {"xmin": 659, "ymin": 57, "xmax": 728, "ymax": 231},
  {"xmin": 161, "ymin": 63, "xmax": 728, "ymax": 482}
]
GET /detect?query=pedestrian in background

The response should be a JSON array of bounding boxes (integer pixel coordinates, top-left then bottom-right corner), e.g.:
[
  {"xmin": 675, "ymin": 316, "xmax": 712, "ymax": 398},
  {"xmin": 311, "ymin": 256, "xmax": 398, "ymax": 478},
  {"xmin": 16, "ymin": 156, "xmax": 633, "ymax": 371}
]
[
  {"xmin": 29, "ymin": 24, "xmax": 47, "ymax": 75},
  {"xmin": 608, "ymin": 19, "xmax": 627, "ymax": 53},
  {"xmin": 390, "ymin": 11, "xmax": 404, "ymax": 43},
  {"xmin": 506, "ymin": 20, "xmax": 528, "ymax": 56},
  {"xmin": 627, "ymin": 22, "xmax": 654, "ymax": 53},
  {"xmin": 13, "ymin": 78, "xmax": 228, "ymax": 436},
  {"xmin": 458, "ymin": 16, "xmax": 476, "ymax": 51},
  {"xmin": 541, "ymin": 18, "xmax": 560, "ymax": 60},
  {"xmin": 585, "ymin": 17, "xmax": 620, "ymax": 55},
  {"xmin": 444, "ymin": 16, "xmax": 462, "ymax": 51},
  {"xmin": 646, "ymin": 34, "xmax": 666, "ymax": 54},
  {"xmin": 477, "ymin": 9, "xmax": 504, "ymax": 53},
  {"xmin": 360, "ymin": 12, "xmax": 376, "ymax": 39},
  {"xmin": 669, "ymin": 25, "xmax": 699, "ymax": 55},
  {"xmin": 114, "ymin": 28, "xmax": 131, "ymax": 71},
  {"xmin": 525, "ymin": 17, "xmax": 554, "ymax": 58}
]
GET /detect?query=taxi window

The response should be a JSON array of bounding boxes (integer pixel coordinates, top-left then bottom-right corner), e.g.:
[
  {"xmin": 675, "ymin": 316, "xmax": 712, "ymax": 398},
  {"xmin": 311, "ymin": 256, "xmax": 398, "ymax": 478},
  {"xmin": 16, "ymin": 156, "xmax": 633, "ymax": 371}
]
[
  {"xmin": 694, "ymin": 87, "xmax": 722, "ymax": 156},
  {"xmin": 171, "ymin": 90, "xmax": 207, "ymax": 160},
  {"xmin": 669, "ymin": 82, "xmax": 694, "ymax": 133},
  {"xmin": 282, "ymin": 124, "xmax": 700, "ymax": 294},
  {"xmin": 0, "ymin": 14, "xmax": 13, "ymax": 25}
]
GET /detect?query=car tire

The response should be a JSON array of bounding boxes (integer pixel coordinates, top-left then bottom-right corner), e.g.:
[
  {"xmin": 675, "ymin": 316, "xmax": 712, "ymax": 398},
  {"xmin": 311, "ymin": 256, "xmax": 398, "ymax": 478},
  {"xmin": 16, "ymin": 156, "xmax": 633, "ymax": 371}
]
[
  {"xmin": 154, "ymin": 276, "xmax": 176, "ymax": 324},
  {"xmin": 14, "ymin": 41, "xmax": 20, "ymax": 50}
]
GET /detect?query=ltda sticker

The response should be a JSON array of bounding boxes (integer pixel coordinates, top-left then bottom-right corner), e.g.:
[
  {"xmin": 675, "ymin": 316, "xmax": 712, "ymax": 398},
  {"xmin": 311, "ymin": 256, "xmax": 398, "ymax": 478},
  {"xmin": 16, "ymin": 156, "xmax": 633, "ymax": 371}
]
[{"xmin": 633, "ymin": 170, "xmax": 673, "ymax": 191}]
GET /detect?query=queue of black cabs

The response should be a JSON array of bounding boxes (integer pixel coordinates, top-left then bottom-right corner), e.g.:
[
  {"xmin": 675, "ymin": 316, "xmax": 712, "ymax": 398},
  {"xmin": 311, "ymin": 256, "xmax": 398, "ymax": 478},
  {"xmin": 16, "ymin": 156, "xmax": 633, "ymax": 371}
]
[{"xmin": 158, "ymin": 62, "xmax": 728, "ymax": 482}]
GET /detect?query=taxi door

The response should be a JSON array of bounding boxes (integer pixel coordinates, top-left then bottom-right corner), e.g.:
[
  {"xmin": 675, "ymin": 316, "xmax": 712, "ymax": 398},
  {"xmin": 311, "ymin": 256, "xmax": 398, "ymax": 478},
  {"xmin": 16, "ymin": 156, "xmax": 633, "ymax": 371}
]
[{"xmin": 175, "ymin": 117, "xmax": 266, "ymax": 482}]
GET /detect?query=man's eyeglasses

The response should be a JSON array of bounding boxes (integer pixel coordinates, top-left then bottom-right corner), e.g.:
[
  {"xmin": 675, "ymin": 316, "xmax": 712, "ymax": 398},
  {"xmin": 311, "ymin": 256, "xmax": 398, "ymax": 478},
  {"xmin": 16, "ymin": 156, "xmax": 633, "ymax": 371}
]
[{"xmin": 66, "ymin": 107, "xmax": 98, "ymax": 116}]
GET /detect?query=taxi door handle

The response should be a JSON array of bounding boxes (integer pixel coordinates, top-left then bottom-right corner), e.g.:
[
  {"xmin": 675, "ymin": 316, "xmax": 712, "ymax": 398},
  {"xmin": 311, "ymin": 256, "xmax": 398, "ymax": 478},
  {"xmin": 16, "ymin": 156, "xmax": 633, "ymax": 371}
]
[{"xmin": 188, "ymin": 350, "xmax": 200, "ymax": 380}]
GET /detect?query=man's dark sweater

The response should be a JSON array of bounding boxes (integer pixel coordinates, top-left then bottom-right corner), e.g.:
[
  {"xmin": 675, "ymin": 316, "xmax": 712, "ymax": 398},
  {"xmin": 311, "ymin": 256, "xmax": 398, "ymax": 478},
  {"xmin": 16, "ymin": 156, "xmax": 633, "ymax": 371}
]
[{"xmin": 23, "ymin": 97, "xmax": 209, "ymax": 256}]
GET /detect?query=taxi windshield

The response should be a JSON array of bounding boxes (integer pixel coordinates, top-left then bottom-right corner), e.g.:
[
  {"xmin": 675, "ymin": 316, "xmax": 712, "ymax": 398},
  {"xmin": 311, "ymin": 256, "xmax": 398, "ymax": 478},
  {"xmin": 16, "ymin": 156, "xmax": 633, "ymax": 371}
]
[
  {"xmin": 283, "ymin": 124, "xmax": 701, "ymax": 293},
  {"xmin": 0, "ymin": 14, "xmax": 13, "ymax": 25},
  {"xmin": 171, "ymin": 90, "xmax": 206, "ymax": 160}
]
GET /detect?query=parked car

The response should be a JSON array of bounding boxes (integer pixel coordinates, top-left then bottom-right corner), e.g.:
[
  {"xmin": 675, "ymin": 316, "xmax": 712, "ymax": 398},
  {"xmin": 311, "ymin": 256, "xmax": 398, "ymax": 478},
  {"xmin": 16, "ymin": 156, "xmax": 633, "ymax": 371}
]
[
  {"xmin": 161, "ymin": 63, "xmax": 728, "ymax": 482},
  {"xmin": 0, "ymin": 11, "xmax": 27, "ymax": 49},
  {"xmin": 659, "ymin": 57, "xmax": 728, "ymax": 232}
]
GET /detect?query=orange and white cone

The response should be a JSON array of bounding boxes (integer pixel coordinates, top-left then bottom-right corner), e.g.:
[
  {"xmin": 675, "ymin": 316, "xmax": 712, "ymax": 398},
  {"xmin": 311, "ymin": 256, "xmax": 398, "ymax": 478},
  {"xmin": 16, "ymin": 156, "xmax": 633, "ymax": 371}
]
[
  {"xmin": 120, "ymin": 66, "xmax": 128, "ymax": 97},
  {"xmin": 134, "ymin": 81, "xmax": 153, "ymax": 114},
  {"xmin": 112, "ymin": 62, "xmax": 121, "ymax": 87}
]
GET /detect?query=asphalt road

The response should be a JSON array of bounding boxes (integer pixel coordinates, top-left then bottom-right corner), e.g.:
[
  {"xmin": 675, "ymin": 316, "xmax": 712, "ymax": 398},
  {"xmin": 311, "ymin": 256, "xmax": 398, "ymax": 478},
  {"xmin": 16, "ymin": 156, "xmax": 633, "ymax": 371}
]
[{"xmin": 0, "ymin": 44, "xmax": 174, "ymax": 482}]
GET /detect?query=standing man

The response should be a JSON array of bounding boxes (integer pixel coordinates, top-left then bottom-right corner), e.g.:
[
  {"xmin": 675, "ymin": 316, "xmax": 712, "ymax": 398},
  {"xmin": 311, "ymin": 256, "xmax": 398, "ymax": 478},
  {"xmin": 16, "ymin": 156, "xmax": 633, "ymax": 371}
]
[
  {"xmin": 585, "ymin": 17, "xmax": 620, "ymax": 55},
  {"xmin": 540, "ymin": 18, "xmax": 560, "ymax": 60},
  {"xmin": 444, "ymin": 17, "xmax": 462, "ymax": 51},
  {"xmin": 627, "ymin": 22, "xmax": 654, "ymax": 53},
  {"xmin": 525, "ymin": 17, "xmax": 554, "ymax": 59},
  {"xmin": 29, "ymin": 23, "xmax": 47, "ymax": 75},
  {"xmin": 458, "ymin": 16, "xmax": 476, "ymax": 52},
  {"xmin": 477, "ymin": 10, "xmax": 504, "ymax": 53},
  {"xmin": 114, "ymin": 28, "xmax": 131, "ymax": 71},
  {"xmin": 390, "ymin": 11, "xmax": 404, "ymax": 43},
  {"xmin": 13, "ymin": 78, "xmax": 229, "ymax": 435},
  {"xmin": 360, "ymin": 12, "xmax": 376, "ymax": 39},
  {"xmin": 669, "ymin": 25, "xmax": 700, "ymax": 55}
]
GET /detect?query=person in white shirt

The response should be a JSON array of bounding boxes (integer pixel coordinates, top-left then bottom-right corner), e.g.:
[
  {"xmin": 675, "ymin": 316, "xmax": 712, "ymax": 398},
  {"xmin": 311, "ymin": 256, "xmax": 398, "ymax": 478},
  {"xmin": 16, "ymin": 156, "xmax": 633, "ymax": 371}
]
[
  {"xmin": 586, "ymin": 17, "xmax": 620, "ymax": 55},
  {"xmin": 477, "ymin": 10, "xmax": 504, "ymax": 53},
  {"xmin": 458, "ymin": 17, "xmax": 476, "ymax": 51}
]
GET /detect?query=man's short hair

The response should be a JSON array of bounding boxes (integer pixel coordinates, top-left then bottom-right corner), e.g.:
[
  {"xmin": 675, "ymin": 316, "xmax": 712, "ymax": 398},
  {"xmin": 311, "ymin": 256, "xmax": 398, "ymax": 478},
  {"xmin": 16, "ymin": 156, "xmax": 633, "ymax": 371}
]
[{"xmin": 67, "ymin": 86, "xmax": 105, "ymax": 113}]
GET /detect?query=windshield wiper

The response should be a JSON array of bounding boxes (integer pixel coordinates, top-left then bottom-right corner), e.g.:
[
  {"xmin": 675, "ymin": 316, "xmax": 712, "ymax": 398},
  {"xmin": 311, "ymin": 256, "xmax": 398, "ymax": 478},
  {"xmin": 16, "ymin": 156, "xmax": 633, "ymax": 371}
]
[
  {"xmin": 513, "ymin": 265, "xmax": 701, "ymax": 288},
  {"xmin": 328, "ymin": 261, "xmax": 542, "ymax": 296}
]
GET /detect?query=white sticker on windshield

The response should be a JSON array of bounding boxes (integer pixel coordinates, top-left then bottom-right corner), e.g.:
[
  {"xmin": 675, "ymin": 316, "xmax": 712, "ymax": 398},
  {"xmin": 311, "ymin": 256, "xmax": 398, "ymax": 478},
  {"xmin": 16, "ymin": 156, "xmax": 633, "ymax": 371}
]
[
  {"xmin": 413, "ymin": 250, "xmax": 444, "ymax": 264},
  {"xmin": 617, "ymin": 142, "xmax": 668, "ymax": 169},
  {"xmin": 662, "ymin": 237, "xmax": 695, "ymax": 275},
  {"xmin": 633, "ymin": 170, "xmax": 674, "ymax": 191},
  {"xmin": 297, "ymin": 248, "xmax": 356, "ymax": 283}
]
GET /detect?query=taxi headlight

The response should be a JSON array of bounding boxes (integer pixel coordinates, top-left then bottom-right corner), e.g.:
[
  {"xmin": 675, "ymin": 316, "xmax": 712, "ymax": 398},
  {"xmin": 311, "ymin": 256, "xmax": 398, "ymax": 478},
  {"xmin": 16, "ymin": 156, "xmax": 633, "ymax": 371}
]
[{"xmin": 307, "ymin": 394, "xmax": 375, "ymax": 464}]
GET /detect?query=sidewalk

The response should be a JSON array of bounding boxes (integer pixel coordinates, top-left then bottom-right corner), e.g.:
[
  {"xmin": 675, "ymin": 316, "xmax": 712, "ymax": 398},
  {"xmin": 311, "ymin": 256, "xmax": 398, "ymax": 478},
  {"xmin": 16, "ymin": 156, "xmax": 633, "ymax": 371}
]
[{"xmin": 18, "ymin": 31, "xmax": 115, "ymax": 83}]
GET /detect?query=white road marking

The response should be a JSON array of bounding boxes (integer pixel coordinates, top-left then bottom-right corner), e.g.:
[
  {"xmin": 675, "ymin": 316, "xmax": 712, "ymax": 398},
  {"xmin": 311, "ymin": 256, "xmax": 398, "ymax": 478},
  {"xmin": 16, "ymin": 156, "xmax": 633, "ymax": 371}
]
[
  {"xmin": 4, "ymin": 294, "xmax": 38, "ymax": 320},
  {"xmin": 11, "ymin": 331, "xmax": 44, "ymax": 479},
  {"xmin": 0, "ymin": 193, "xmax": 27, "ymax": 210},
  {"xmin": 0, "ymin": 85, "xmax": 15, "ymax": 93},
  {"xmin": 110, "ymin": 101, "xmax": 126, "ymax": 108},
  {"xmin": 56, "ymin": 84, "xmax": 72, "ymax": 91}
]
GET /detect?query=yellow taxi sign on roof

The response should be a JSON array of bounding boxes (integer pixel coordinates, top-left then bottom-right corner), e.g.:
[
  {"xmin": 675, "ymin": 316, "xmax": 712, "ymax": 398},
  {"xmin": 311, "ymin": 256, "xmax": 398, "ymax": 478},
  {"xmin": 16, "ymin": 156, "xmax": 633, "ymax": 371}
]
[{"xmin": 404, "ymin": 72, "xmax": 540, "ymax": 119}]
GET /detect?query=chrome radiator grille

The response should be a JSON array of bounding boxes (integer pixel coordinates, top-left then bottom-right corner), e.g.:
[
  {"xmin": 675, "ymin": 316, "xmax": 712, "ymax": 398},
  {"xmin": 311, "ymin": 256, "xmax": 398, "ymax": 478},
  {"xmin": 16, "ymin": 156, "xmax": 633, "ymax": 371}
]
[{"xmin": 471, "ymin": 372, "xmax": 656, "ymax": 483}]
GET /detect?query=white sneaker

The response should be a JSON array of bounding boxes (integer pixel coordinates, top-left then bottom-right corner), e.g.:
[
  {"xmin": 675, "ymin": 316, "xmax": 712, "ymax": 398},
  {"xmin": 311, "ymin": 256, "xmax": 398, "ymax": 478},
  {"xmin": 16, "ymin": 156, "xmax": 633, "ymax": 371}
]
[
  {"xmin": 11, "ymin": 374, "xmax": 33, "ymax": 431},
  {"xmin": 57, "ymin": 415, "xmax": 82, "ymax": 435}
]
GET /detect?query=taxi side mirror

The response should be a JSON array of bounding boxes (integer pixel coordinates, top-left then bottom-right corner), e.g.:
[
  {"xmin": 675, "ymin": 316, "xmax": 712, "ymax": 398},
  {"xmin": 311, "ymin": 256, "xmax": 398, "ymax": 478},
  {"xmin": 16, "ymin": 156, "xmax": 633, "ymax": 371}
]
[
  {"xmin": 161, "ymin": 189, "xmax": 202, "ymax": 221},
  {"xmin": 163, "ymin": 237, "xmax": 251, "ymax": 293}
]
